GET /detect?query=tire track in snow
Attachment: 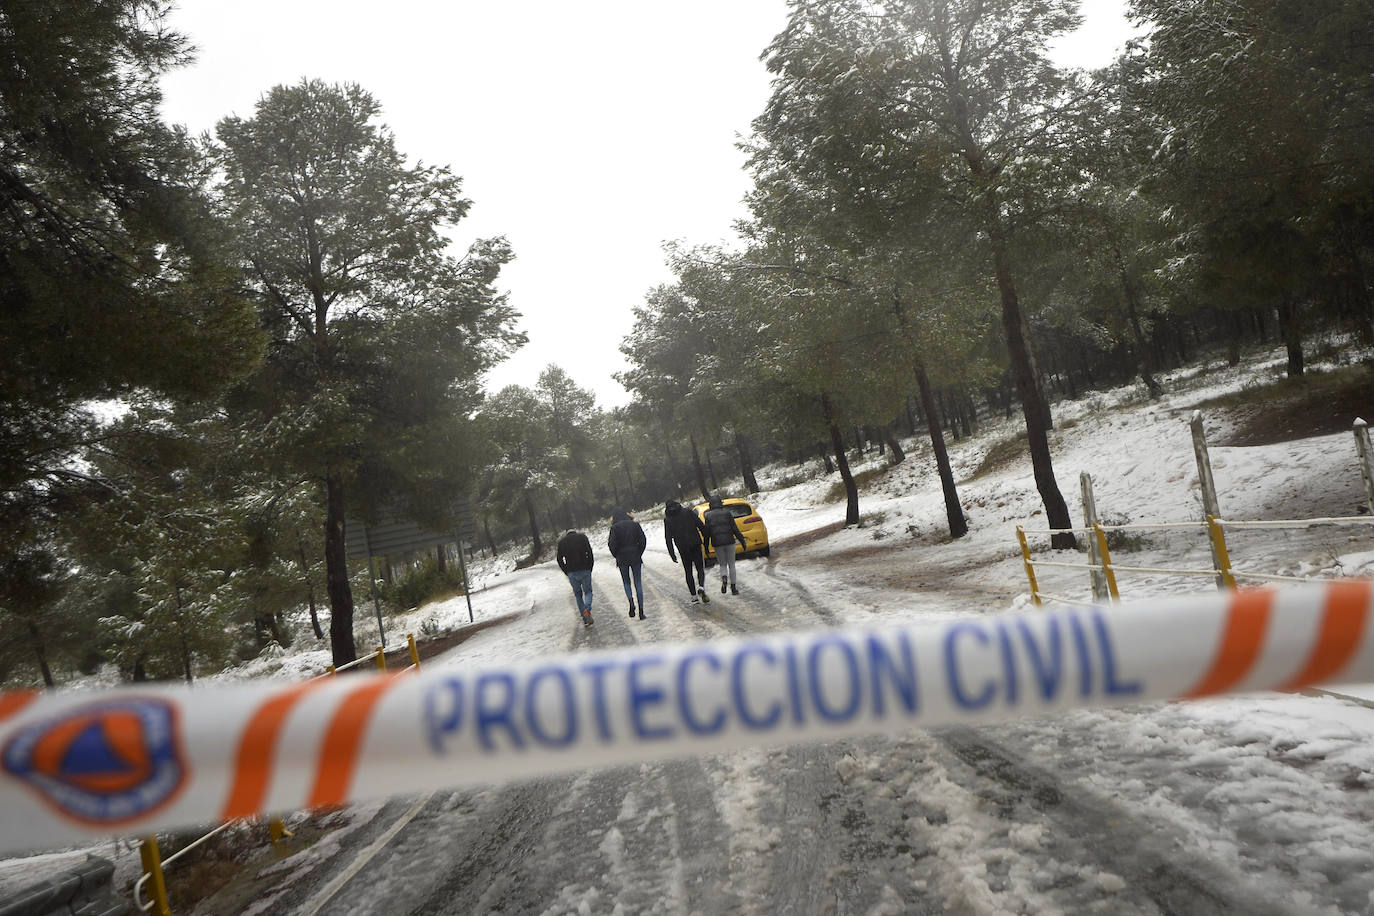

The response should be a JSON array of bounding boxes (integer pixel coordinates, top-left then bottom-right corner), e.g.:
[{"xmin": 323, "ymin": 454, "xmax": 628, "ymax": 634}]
[
  {"xmin": 657, "ymin": 553, "xmax": 1298, "ymax": 914},
  {"xmin": 289, "ymin": 550, "xmax": 1292, "ymax": 914},
  {"xmin": 935, "ymin": 726, "xmax": 1305, "ymax": 916}
]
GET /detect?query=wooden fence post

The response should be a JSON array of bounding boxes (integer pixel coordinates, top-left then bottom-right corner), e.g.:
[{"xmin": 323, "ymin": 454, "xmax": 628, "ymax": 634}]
[
  {"xmin": 1190, "ymin": 411, "xmax": 1226, "ymax": 589},
  {"xmin": 1080, "ymin": 472, "xmax": 1108, "ymax": 602},
  {"xmin": 1355, "ymin": 418, "xmax": 1374, "ymax": 515}
]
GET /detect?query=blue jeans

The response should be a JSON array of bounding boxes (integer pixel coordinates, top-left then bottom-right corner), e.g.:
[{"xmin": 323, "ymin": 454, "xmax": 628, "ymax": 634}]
[
  {"xmin": 567, "ymin": 570, "xmax": 593, "ymax": 612},
  {"xmin": 619, "ymin": 563, "xmax": 644, "ymax": 608}
]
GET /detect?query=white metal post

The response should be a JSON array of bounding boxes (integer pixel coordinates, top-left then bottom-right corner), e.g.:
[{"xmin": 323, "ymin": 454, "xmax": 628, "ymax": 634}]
[{"xmin": 1080, "ymin": 472, "xmax": 1108, "ymax": 601}]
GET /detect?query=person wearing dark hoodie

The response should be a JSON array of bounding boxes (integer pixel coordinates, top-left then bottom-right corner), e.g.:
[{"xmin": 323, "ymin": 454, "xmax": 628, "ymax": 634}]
[
  {"xmin": 663, "ymin": 499, "xmax": 711, "ymax": 604},
  {"xmin": 556, "ymin": 529, "xmax": 595, "ymax": 627},
  {"xmin": 702, "ymin": 493, "xmax": 748, "ymax": 595},
  {"xmin": 607, "ymin": 507, "xmax": 648, "ymax": 619}
]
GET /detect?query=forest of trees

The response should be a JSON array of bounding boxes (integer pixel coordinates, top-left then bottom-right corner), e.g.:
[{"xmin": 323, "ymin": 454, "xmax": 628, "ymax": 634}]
[{"xmin": 2, "ymin": 0, "xmax": 1371, "ymax": 688}]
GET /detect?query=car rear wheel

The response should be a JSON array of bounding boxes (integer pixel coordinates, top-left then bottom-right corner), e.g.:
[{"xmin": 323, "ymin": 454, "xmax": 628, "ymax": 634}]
[{"xmin": 759, "ymin": 546, "xmax": 770, "ymax": 557}]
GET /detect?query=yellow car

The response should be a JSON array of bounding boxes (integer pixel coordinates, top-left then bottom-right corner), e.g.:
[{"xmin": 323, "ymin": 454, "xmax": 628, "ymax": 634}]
[{"xmin": 694, "ymin": 497, "xmax": 770, "ymax": 562}]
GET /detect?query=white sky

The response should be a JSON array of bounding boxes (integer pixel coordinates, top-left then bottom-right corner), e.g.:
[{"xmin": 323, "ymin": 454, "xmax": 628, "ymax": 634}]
[{"xmin": 159, "ymin": 0, "xmax": 1138, "ymax": 410}]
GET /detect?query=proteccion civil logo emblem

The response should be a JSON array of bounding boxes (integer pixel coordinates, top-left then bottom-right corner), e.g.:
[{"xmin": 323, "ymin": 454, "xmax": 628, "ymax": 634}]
[{"xmin": 1, "ymin": 698, "xmax": 187, "ymax": 825}]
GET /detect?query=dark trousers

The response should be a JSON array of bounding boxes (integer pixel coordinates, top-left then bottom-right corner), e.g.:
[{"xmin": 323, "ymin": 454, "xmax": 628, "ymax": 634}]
[
  {"xmin": 619, "ymin": 562, "xmax": 644, "ymax": 608},
  {"xmin": 678, "ymin": 546, "xmax": 706, "ymax": 593}
]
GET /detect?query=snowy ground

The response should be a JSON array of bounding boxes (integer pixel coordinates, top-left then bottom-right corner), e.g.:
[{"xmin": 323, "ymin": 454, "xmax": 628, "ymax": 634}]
[{"xmin": 4, "ymin": 345, "xmax": 1374, "ymax": 914}]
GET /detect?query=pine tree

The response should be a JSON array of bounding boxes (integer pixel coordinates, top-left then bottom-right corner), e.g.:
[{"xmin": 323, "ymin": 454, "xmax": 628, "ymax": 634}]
[
  {"xmin": 1130, "ymin": 0, "xmax": 1374, "ymax": 370},
  {"xmin": 214, "ymin": 80, "xmax": 520, "ymax": 666},
  {"xmin": 0, "ymin": 0, "xmax": 261, "ymax": 542},
  {"xmin": 752, "ymin": 0, "xmax": 1093, "ymax": 547},
  {"xmin": 476, "ymin": 368, "xmax": 598, "ymax": 559}
]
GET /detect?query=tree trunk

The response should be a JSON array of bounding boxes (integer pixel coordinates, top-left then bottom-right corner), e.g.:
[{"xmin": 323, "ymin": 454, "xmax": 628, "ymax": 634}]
[
  {"xmin": 132, "ymin": 652, "xmax": 148, "ymax": 683},
  {"xmin": 818, "ymin": 442, "xmax": 834, "ymax": 474},
  {"xmin": 274, "ymin": 610, "xmax": 293, "ymax": 649},
  {"xmin": 915, "ymin": 361, "xmax": 967, "ymax": 539},
  {"xmin": 993, "ymin": 249, "xmax": 1075, "ymax": 549},
  {"xmin": 823, "ymin": 393, "xmax": 860, "ymax": 526},
  {"xmin": 889, "ymin": 292, "xmax": 965, "ymax": 538},
  {"xmin": 297, "ymin": 532, "xmax": 324, "ymax": 640},
  {"xmin": 689, "ymin": 432, "xmax": 710, "ymax": 502},
  {"xmin": 705, "ymin": 446, "xmax": 720, "ymax": 491},
  {"xmin": 1078, "ymin": 348, "xmax": 1096, "ymax": 386},
  {"xmin": 324, "ymin": 469, "xmax": 358, "ymax": 666},
  {"xmin": 938, "ymin": 390, "xmax": 959, "ymax": 441},
  {"xmin": 881, "ymin": 424, "xmax": 906, "ymax": 465},
  {"xmin": 1226, "ymin": 311, "xmax": 1243, "ymax": 367},
  {"xmin": 1036, "ymin": 370, "xmax": 1055, "ymax": 428},
  {"xmin": 523, "ymin": 488, "xmax": 543, "ymax": 557},
  {"xmin": 1119, "ymin": 266, "xmax": 1164, "ymax": 397},
  {"xmin": 483, "ymin": 516, "xmax": 497, "ymax": 558},
  {"xmin": 662, "ymin": 426, "xmax": 682, "ymax": 496},
  {"xmin": 24, "ymin": 620, "xmax": 54, "ymax": 688},
  {"xmin": 619, "ymin": 433, "xmax": 637, "ymax": 508},
  {"xmin": 174, "ymin": 587, "xmax": 193, "ymax": 685},
  {"xmin": 735, "ymin": 430, "xmax": 760, "ymax": 493},
  {"xmin": 1278, "ymin": 298, "xmax": 1305, "ymax": 377}
]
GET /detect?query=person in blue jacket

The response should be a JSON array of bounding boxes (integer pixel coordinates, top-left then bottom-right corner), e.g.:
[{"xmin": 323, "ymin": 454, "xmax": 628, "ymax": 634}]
[{"xmin": 607, "ymin": 507, "xmax": 648, "ymax": 619}]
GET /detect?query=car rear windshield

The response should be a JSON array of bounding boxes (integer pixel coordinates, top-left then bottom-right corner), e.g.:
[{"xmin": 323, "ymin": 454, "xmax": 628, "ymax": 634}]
[{"xmin": 728, "ymin": 504, "xmax": 753, "ymax": 518}]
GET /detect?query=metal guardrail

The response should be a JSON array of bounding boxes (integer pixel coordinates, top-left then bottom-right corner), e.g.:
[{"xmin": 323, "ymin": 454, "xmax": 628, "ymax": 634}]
[
  {"xmin": 1, "ymin": 856, "xmax": 121, "ymax": 916},
  {"xmin": 134, "ymin": 636, "xmax": 419, "ymax": 915},
  {"xmin": 134, "ymin": 825, "xmax": 233, "ymax": 914}
]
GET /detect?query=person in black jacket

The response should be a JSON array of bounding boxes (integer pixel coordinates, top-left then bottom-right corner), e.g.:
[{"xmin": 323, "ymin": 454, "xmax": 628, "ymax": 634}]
[
  {"xmin": 607, "ymin": 507, "xmax": 648, "ymax": 619},
  {"xmin": 556, "ymin": 529, "xmax": 595, "ymax": 626},
  {"xmin": 702, "ymin": 493, "xmax": 748, "ymax": 595},
  {"xmin": 663, "ymin": 499, "xmax": 711, "ymax": 604}
]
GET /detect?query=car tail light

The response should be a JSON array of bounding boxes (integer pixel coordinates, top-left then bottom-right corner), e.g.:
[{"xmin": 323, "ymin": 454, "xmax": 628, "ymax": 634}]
[{"xmin": 742, "ymin": 516, "xmax": 761, "ymax": 524}]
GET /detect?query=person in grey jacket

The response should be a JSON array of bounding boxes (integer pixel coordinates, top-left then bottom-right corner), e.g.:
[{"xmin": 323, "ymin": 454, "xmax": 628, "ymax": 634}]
[
  {"xmin": 702, "ymin": 493, "xmax": 748, "ymax": 595},
  {"xmin": 607, "ymin": 507, "xmax": 648, "ymax": 619}
]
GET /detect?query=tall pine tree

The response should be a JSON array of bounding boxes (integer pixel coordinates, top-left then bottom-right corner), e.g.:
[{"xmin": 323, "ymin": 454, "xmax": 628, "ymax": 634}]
[
  {"xmin": 0, "ymin": 0, "xmax": 260, "ymax": 544},
  {"xmin": 215, "ymin": 80, "xmax": 520, "ymax": 665}
]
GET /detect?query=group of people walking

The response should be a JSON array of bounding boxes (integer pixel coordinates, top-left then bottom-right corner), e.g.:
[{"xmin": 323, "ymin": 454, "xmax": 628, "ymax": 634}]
[{"xmin": 555, "ymin": 495, "xmax": 749, "ymax": 627}]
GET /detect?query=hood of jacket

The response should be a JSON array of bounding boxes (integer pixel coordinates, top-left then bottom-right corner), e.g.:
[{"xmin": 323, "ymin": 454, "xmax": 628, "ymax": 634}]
[
  {"xmin": 611, "ymin": 507, "xmax": 631, "ymax": 522},
  {"xmin": 707, "ymin": 494, "xmax": 723, "ymax": 509},
  {"xmin": 664, "ymin": 500, "xmax": 683, "ymax": 516}
]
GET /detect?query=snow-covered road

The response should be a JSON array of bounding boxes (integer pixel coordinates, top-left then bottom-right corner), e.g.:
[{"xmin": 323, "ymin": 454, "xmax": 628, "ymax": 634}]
[{"xmin": 228, "ymin": 539, "xmax": 1374, "ymax": 916}]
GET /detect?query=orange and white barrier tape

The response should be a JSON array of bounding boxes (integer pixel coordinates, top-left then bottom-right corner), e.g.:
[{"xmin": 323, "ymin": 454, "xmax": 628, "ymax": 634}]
[{"xmin": 1, "ymin": 580, "xmax": 1371, "ymax": 855}]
